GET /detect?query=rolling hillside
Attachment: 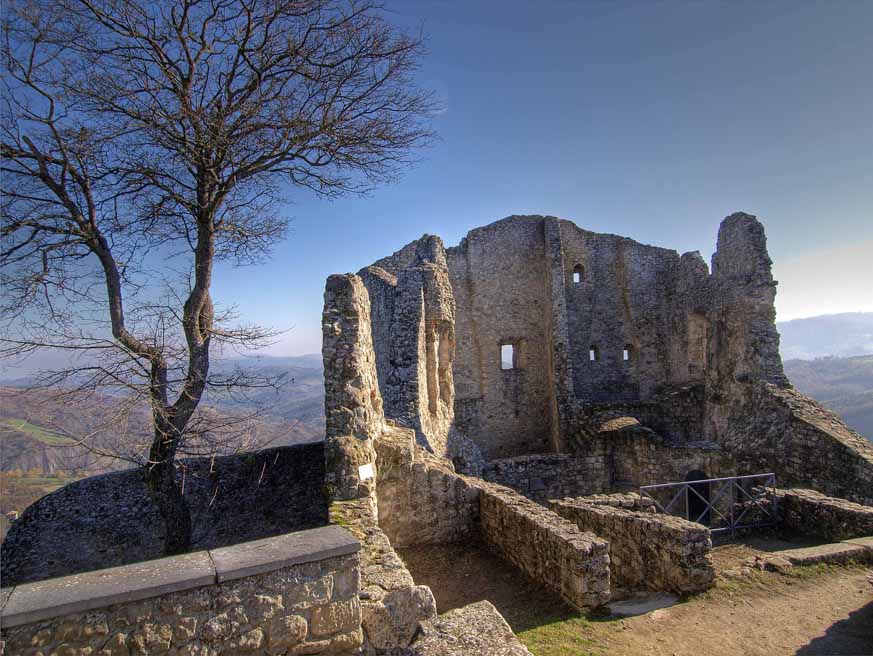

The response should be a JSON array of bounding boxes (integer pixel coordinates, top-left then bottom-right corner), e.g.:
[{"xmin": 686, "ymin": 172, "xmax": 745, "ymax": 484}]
[{"xmin": 783, "ymin": 355, "xmax": 873, "ymax": 439}]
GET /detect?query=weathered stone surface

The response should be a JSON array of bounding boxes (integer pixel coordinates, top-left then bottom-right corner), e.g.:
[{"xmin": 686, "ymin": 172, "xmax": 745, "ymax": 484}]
[
  {"xmin": 1, "ymin": 444, "xmax": 329, "ymax": 586},
  {"xmin": 1, "ymin": 535, "xmax": 363, "ymax": 656},
  {"xmin": 774, "ymin": 488, "xmax": 873, "ymax": 541},
  {"xmin": 476, "ymin": 480, "xmax": 611, "ymax": 610},
  {"xmin": 322, "ymin": 273, "xmax": 383, "ymax": 502},
  {"xmin": 410, "ymin": 600, "xmax": 533, "ymax": 655},
  {"xmin": 2, "ymin": 551, "xmax": 215, "ymax": 628},
  {"xmin": 361, "ymin": 584, "xmax": 437, "ymax": 649},
  {"xmin": 550, "ymin": 497, "xmax": 715, "ymax": 594},
  {"xmin": 210, "ymin": 525, "xmax": 360, "ymax": 582}
]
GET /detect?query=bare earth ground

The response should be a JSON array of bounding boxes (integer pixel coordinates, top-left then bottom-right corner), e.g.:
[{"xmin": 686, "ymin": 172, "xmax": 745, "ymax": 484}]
[{"xmin": 397, "ymin": 540, "xmax": 873, "ymax": 656}]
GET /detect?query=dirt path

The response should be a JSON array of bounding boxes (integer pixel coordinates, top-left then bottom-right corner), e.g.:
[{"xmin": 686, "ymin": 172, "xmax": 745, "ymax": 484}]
[
  {"xmin": 398, "ymin": 542, "xmax": 873, "ymax": 656},
  {"xmin": 592, "ymin": 568, "xmax": 872, "ymax": 656}
]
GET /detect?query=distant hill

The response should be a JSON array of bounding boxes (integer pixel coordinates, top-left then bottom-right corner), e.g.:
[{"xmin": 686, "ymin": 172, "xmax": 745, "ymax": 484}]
[
  {"xmin": 777, "ymin": 312, "xmax": 873, "ymax": 360},
  {"xmin": 783, "ymin": 355, "xmax": 873, "ymax": 439}
]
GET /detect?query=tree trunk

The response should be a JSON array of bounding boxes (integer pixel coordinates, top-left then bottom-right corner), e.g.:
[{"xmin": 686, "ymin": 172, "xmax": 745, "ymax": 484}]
[
  {"xmin": 144, "ymin": 459, "xmax": 192, "ymax": 555},
  {"xmin": 146, "ymin": 416, "xmax": 192, "ymax": 555}
]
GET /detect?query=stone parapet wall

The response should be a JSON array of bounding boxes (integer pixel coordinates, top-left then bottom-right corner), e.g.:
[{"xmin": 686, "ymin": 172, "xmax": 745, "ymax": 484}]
[
  {"xmin": 478, "ymin": 482, "xmax": 611, "ymax": 609},
  {"xmin": 1, "ymin": 526, "xmax": 362, "ymax": 655},
  {"xmin": 550, "ymin": 497, "xmax": 715, "ymax": 594},
  {"xmin": 483, "ymin": 453, "xmax": 608, "ymax": 504},
  {"xmin": 774, "ymin": 488, "xmax": 873, "ymax": 541},
  {"xmin": 1, "ymin": 444, "xmax": 328, "ymax": 587}
]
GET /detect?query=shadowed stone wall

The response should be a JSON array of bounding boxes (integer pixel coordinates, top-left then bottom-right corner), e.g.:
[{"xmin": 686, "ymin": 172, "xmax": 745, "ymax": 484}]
[
  {"xmin": 775, "ymin": 488, "xmax": 873, "ymax": 540},
  {"xmin": 1, "ymin": 444, "xmax": 328, "ymax": 586}
]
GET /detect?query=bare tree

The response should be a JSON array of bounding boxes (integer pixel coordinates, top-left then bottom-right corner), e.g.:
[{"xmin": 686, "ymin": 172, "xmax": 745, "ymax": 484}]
[{"xmin": 1, "ymin": 0, "xmax": 433, "ymax": 554}]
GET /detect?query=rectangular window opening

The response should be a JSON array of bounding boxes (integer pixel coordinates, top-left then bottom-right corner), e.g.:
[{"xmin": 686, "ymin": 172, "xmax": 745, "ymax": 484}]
[
  {"xmin": 501, "ymin": 344, "xmax": 515, "ymax": 370},
  {"xmin": 623, "ymin": 349, "xmax": 630, "ymax": 361}
]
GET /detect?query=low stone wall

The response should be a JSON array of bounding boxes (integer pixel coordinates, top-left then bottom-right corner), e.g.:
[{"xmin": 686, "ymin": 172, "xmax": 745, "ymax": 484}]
[
  {"xmin": 482, "ymin": 454, "xmax": 608, "ymax": 504},
  {"xmin": 603, "ymin": 426, "xmax": 736, "ymax": 489},
  {"xmin": 479, "ymin": 484, "xmax": 611, "ymax": 609},
  {"xmin": 775, "ymin": 488, "xmax": 873, "ymax": 541},
  {"xmin": 375, "ymin": 424, "xmax": 480, "ymax": 547},
  {"xmin": 483, "ymin": 429, "xmax": 735, "ymax": 505},
  {"xmin": 2, "ymin": 443, "xmax": 329, "ymax": 586},
  {"xmin": 0, "ymin": 525, "xmax": 362, "ymax": 655},
  {"xmin": 550, "ymin": 497, "xmax": 715, "ymax": 594}
]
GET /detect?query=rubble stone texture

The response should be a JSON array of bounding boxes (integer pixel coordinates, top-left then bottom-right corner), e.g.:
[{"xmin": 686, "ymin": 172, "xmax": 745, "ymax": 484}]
[
  {"xmin": 550, "ymin": 497, "xmax": 715, "ymax": 594},
  {"xmin": 409, "ymin": 600, "xmax": 534, "ymax": 656},
  {"xmin": 775, "ymin": 488, "xmax": 873, "ymax": 541},
  {"xmin": 347, "ymin": 213, "xmax": 873, "ymax": 501},
  {"xmin": 1, "ymin": 551, "xmax": 362, "ymax": 656}
]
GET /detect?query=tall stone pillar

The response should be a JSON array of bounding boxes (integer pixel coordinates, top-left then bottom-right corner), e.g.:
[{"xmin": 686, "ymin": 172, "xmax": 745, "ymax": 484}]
[{"xmin": 322, "ymin": 274, "xmax": 384, "ymax": 501}]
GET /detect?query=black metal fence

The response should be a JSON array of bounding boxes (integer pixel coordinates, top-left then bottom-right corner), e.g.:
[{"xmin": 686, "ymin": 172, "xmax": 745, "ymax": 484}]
[{"xmin": 639, "ymin": 473, "xmax": 778, "ymax": 535}]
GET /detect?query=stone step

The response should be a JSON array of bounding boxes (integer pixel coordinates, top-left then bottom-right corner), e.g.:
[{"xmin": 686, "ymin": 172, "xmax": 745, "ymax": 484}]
[{"xmin": 777, "ymin": 538, "xmax": 873, "ymax": 566}]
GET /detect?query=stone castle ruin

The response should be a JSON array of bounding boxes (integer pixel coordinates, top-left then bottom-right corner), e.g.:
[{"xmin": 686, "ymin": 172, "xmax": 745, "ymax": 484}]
[
  {"xmin": 3, "ymin": 212, "xmax": 873, "ymax": 655},
  {"xmin": 329, "ymin": 213, "xmax": 872, "ymax": 500}
]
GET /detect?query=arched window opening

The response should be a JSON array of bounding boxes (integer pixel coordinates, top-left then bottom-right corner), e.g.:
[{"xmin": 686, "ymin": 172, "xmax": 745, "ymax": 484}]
[
  {"xmin": 572, "ymin": 264, "xmax": 584, "ymax": 284},
  {"xmin": 589, "ymin": 345, "xmax": 598, "ymax": 362}
]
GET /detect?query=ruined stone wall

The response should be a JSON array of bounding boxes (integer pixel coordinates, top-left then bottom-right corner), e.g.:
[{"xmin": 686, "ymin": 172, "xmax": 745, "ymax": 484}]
[
  {"xmin": 374, "ymin": 424, "xmax": 480, "ymax": 547},
  {"xmin": 446, "ymin": 218, "xmax": 556, "ymax": 459},
  {"xmin": 603, "ymin": 426, "xmax": 736, "ymax": 488},
  {"xmin": 717, "ymin": 383, "xmax": 873, "ymax": 504},
  {"xmin": 478, "ymin": 482, "xmax": 611, "ymax": 609},
  {"xmin": 1, "ymin": 444, "xmax": 328, "ymax": 587},
  {"xmin": 482, "ymin": 428, "xmax": 735, "ymax": 504},
  {"xmin": 1, "ymin": 527, "xmax": 362, "ymax": 656},
  {"xmin": 589, "ymin": 384, "xmax": 707, "ymax": 444},
  {"xmin": 550, "ymin": 498, "xmax": 715, "ymax": 594},
  {"xmin": 361, "ymin": 236, "xmax": 456, "ymax": 457},
  {"xmin": 558, "ymin": 220, "xmax": 709, "ymax": 402},
  {"xmin": 775, "ymin": 488, "xmax": 873, "ymax": 541},
  {"xmin": 482, "ymin": 454, "xmax": 608, "ymax": 504}
]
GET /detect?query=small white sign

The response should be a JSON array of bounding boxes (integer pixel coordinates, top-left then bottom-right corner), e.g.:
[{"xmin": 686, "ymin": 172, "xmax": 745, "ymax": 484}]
[{"xmin": 358, "ymin": 462, "xmax": 375, "ymax": 481}]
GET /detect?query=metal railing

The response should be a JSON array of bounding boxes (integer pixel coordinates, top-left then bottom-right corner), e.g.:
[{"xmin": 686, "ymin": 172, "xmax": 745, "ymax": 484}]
[{"xmin": 639, "ymin": 473, "xmax": 777, "ymax": 535}]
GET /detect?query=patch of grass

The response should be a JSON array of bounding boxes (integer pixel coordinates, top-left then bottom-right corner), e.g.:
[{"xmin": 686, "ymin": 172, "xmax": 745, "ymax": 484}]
[
  {"xmin": 1, "ymin": 417, "xmax": 73, "ymax": 445},
  {"xmin": 517, "ymin": 613, "xmax": 607, "ymax": 656}
]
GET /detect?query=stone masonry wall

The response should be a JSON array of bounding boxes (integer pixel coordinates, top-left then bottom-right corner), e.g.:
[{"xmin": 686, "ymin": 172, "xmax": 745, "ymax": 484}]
[
  {"xmin": 375, "ymin": 424, "xmax": 480, "ymax": 548},
  {"xmin": 775, "ymin": 488, "xmax": 873, "ymax": 541},
  {"xmin": 446, "ymin": 217, "xmax": 556, "ymax": 459},
  {"xmin": 478, "ymin": 483, "xmax": 611, "ymax": 609},
  {"xmin": 484, "ymin": 428, "xmax": 735, "ymax": 504},
  {"xmin": 1, "ymin": 526, "xmax": 362, "ymax": 656},
  {"xmin": 717, "ymin": 383, "xmax": 873, "ymax": 505},
  {"xmin": 1, "ymin": 444, "xmax": 328, "ymax": 587},
  {"xmin": 482, "ymin": 454, "xmax": 608, "ymax": 504},
  {"xmin": 550, "ymin": 497, "xmax": 715, "ymax": 594}
]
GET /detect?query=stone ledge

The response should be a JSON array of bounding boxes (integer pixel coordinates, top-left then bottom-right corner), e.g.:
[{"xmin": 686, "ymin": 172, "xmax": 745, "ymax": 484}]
[
  {"xmin": 211, "ymin": 524, "xmax": 359, "ymax": 582},
  {"xmin": 0, "ymin": 525, "xmax": 359, "ymax": 629}
]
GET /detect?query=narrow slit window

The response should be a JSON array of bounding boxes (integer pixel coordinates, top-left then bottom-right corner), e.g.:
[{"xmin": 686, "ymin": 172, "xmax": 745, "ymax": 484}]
[
  {"xmin": 572, "ymin": 265, "xmax": 584, "ymax": 284},
  {"xmin": 501, "ymin": 344, "xmax": 515, "ymax": 370},
  {"xmin": 623, "ymin": 346, "xmax": 631, "ymax": 362},
  {"xmin": 589, "ymin": 345, "xmax": 598, "ymax": 361}
]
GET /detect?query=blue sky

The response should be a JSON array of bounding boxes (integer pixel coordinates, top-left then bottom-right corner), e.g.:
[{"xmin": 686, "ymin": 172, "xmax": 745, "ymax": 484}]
[{"xmin": 213, "ymin": 0, "xmax": 873, "ymax": 356}]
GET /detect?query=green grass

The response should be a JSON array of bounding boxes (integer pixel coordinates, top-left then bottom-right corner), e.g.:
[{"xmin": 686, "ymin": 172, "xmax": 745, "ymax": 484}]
[
  {"xmin": 518, "ymin": 614, "xmax": 607, "ymax": 656},
  {"xmin": 0, "ymin": 417, "xmax": 74, "ymax": 445}
]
